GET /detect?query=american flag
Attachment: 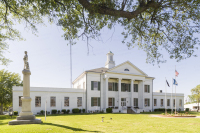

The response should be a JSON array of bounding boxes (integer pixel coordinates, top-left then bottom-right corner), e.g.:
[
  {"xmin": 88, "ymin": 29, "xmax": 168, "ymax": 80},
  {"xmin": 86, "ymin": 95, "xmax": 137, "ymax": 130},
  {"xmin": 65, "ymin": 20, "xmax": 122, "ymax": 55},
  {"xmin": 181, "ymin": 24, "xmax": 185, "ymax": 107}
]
[{"xmin": 175, "ymin": 70, "xmax": 179, "ymax": 77}]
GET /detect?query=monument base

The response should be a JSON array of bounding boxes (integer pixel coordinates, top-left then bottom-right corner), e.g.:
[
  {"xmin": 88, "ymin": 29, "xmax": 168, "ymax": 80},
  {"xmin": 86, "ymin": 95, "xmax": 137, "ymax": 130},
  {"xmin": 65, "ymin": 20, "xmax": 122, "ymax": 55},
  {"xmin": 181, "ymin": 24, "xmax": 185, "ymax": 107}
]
[
  {"xmin": 8, "ymin": 119, "xmax": 42, "ymax": 125},
  {"xmin": 17, "ymin": 115, "xmax": 35, "ymax": 120}
]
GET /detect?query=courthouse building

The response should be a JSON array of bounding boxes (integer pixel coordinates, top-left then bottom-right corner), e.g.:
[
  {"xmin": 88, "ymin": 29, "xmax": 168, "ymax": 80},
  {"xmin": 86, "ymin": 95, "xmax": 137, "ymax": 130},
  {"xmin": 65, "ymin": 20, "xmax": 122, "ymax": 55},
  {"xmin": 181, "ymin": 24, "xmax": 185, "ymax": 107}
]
[{"xmin": 13, "ymin": 51, "xmax": 184, "ymax": 114}]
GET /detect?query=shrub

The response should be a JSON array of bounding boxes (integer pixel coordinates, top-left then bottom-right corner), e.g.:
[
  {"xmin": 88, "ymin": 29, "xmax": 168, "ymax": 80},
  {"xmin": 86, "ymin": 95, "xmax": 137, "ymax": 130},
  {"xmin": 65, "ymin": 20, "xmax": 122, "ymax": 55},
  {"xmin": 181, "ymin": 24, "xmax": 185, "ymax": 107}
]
[
  {"xmin": 14, "ymin": 111, "xmax": 18, "ymax": 115},
  {"xmin": 62, "ymin": 109, "xmax": 66, "ymax": 114},
  {"xmin": 72, "ymin": 108, "xmax": 79, "ymax": 113},
  {"xmin": 186, "ymin": 108, "xmax": 189, "ymax": 112},
  {"xmin": 106, "ymin": 108, "xmax": 112, "ymax": 113},
  {"xmin": 79, "ymin": 109, "xmax": 82, "ymax": 113},
  {"xmin": 67, "ymin": 109, "xmax": 70, "ymax": 114},
  {"xmin": 58, "ymin": 110, "xmax": 60, "ymax": 114},
  {"xmin": 82, "ymin": 109, "xmax": 85, "ymax": 113},
  {"xmin": 51, "ymin": 109, "xmax": 57, "ymax": 114},
  {"xmin": 40, "ymin": 110, "xmax": 44, "ymax": 115}
]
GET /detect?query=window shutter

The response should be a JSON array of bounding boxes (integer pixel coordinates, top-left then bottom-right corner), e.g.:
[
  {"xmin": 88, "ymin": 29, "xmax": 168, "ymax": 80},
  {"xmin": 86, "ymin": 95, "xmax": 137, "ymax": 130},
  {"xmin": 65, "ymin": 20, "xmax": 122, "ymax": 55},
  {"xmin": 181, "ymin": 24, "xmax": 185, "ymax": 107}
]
[
  {"xmin": 121, "ymin": 83, "xmax": 124, "ymax": 91},
  {"xmin": 129, "ymin": 84, "xmax": 131, "ymax": 92},
  {"xmin": 91, "ymin": 97, "xmax": 94, "ymax": 106},
  {"xmin": 98, "ymin": 98, "xmax": 100, "ymax": 106},
  {"xmin": 113, "ymin": 98, "xmax": 115, "ymax": 106},
  {"xmin": 113, "ymin": 83, "xmax": 115, "ymax": 91},
  {"xmin": 98, "ymin": 82, "xmax": 100, "ymax": 91},
  {"xmin": 148, "ymin": 85, "xmax": 150, "ymax": 93},
  {"xmin": 91, "ymin": 81, "xmax": 94, "ymax": 90},
  {"xmin": 148, "ymin": 99, "xmax": 150, "ymax": 106}
]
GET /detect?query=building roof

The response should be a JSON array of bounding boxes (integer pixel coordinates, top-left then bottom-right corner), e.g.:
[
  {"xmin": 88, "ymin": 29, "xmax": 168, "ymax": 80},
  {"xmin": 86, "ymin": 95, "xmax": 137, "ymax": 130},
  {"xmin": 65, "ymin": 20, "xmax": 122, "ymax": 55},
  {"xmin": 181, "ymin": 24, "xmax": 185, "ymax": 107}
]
[{"xmin": 85, "ymin": 67, "xmax": 108, "ymax": 73}]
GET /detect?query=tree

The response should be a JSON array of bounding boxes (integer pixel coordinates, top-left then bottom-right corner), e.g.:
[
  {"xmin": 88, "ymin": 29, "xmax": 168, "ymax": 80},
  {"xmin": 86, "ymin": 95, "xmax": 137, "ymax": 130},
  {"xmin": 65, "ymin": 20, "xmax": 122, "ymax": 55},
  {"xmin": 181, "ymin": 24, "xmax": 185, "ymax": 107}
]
[
  {"xmin": 191, "ymin": 84, "xmax": 200, "ymax": 111},
  {"xmin": 1, "ymin": 0, "xmax": 200, "ymax": 64},
  {"xmin": 0, "ymin": 69, "xmax": 22, "ymax": 114}
]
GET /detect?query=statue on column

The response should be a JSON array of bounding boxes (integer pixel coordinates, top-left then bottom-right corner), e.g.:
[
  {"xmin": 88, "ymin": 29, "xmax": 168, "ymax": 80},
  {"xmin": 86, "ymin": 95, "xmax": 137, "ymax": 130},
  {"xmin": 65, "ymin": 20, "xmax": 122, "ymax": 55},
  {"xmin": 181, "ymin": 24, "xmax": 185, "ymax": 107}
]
[{"xmin": 23, "ymin": 51, "xmax": 30, "ymax": 70}]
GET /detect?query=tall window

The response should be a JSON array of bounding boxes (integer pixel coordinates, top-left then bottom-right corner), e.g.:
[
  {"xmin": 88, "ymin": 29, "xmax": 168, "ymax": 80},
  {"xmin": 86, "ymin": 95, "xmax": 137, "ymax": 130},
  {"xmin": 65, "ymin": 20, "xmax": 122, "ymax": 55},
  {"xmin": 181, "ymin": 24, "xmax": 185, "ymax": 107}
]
[
  {"xmin": 134, "ymin": 98, "xmax": 138, "ymax": 107},
  {"xmin": 154, "ymin": 99, "xmax": 157, "ymax": 106},
  {"xmin": 134, "ymin": 84, "xmax": 138, "ymax": 92},
  {"xmin": 179, "ymin": 99, "xmax": 182, "ymax": 107},
  {"xmin": 91, "ymin": 97, "xmax": 100, "ymax": 106},
  {"xmin": 121, "ymin": 83, "xmax": 130, "ymax": 92},
  {"xmin": 64, "ymin": 97, "xmax": 69, "ymax": 107},
  {"xmin": 50, "ymin": 97, "xmax": 56, "ymax": 107},
  {"xmin": 144, "ymin": 85, "xmax": 150, "ymax": 93},
  {"xmin": 173, "ymin": 99, "xmax": 175, "ymax": 107},
  {"xmin": 108, "ymin": 98, "xmax": 115, "ymax": 106},
  {"xmin": 77, "ymin": 97, "xmax": 82, "ymax": 107},
  {"xmin": 144, "ymin": 99, "xmax": 150, "ymax": 107},
  {"xmin": 108, "ymin": 82, "xmax": 118, "ymax": 91},
  {"xmin": 91, "ymin": 81, "xmax": 100, "ymax": 91},
  {"xmin": 35, "ymin": 96, "xmax": 41, "ymax": 107},
  {"xmin": 167, "ymin": 99, "xmax": 170, "ymax": 106},
  {"xmin": 19, "ymin": 96, "xmax": 22, "ymax": 107},
  {"xmin": 160, "ymin": 99, "xmax": 164, "ymax": 107}
]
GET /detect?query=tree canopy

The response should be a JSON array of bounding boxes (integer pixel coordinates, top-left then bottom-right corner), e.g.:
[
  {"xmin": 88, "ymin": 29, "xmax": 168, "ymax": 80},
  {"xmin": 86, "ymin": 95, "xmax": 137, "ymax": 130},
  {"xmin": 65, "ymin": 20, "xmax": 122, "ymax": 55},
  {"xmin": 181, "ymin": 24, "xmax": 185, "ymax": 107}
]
[
  {"xmin": 0, "ymin": 69, "xmax": 22, "ymax": 114},
  {"xmin": 190, "ymin": 84, "xmax": 200, "ymax": 110},
  {"xmin": 1, "ymin": 0, "xmax": 200, "ymax": 65}
]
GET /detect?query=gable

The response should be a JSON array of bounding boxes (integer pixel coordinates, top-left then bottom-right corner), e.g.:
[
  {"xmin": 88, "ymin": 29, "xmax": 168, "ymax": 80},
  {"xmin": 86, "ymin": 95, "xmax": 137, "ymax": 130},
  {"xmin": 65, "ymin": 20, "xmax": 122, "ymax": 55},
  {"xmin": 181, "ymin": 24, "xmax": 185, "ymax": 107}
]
[{"xmin": 108, "ymin": 61, "xmax": 147, "ymax": 76}]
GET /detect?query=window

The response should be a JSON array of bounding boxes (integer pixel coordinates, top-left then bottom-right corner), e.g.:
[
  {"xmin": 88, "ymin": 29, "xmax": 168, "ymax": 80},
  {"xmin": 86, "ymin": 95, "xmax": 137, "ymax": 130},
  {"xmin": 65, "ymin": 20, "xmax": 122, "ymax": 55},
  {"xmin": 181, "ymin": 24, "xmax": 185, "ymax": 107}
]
[
  {"xmin": 179, "ymin": 99, "xmax": 182, "ymax": 107},
  {"xmin": 35, "ymin": 96, "xmax": 41, "ymax": 107},
  {"xmin": 108, "ymin": 82, "xmax": 118, "ymax": 91},
  {"xmin": 91, "ymin": 81, "xmax": 100, "ymax": 91},
  {"xmin": 121, "ymin": 98, "xmax": 126, "ymax": 106},
  {"xmin": 121, "ymin": 83, "xmax": 130, "ymax": 92},
  {"xmin": 144, "ymin": 99, "xmax": 150, "ymax": 107},
  {"xmin": 64, "ymin": 97, "xmax": 69, "ymax": 107},
  {"xmin": 124, "ymin": 69, "xmax": 129, "ymax": 71},
  {"xmin": 144, "ymin": 85, "xmax": 150, "ymax": 93},
  {"xmin": 134, "ymin": 98, "xmax": 138, "ymax": 107},
  {"xmin": 19, "ymin": 96, "xmax": 22, "ymax": 107},
  {"xmin": 83, "ymin": 82, "xmax": 85, "ymax": 89},
  {"xmin": 154, "ymin": 99, "xmax": 157, "ymax": 106},
  {"xmin": 50, "ymin": 97, "xmax": 56, "ymax": 107},
  {"xmin": 110, "ymin": 56, "xmax": 113, "ymax": 61},
  {"xmin": 108, "ymin": 98, "xmax": 115, "ymax": 106},
  {"xmin": 134, "ymin": 84, "xmax": 138, "ymax": 92},
  {"xmin": 173, "ymin": 99, "xmax": 175, "ymax": 107},
  {"xmin": 77, "ymin": 97, "xmax": 82, "ymax": 107},
  {"xmin": 167, "ymin": 99, "xmax": 170, "ymax": 106},
  {"xmin": 161, "ymin": 99, "xmax": 164, "ymax": 107},
  {"xmin": 91, "ymin": 97, "xmax": 100, "ymax": 106}
]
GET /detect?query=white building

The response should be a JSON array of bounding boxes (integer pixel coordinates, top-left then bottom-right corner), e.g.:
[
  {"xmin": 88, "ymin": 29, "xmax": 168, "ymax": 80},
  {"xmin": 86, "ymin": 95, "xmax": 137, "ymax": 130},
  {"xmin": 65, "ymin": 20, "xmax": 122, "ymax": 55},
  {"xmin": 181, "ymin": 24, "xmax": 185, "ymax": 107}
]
[
  {"xmin": 184, "ymin": 103, "xmax": 200, "ymax": 111},
  {"xmin": 13, "ymin": 51, "xmax": 184, "ymax": 114}
]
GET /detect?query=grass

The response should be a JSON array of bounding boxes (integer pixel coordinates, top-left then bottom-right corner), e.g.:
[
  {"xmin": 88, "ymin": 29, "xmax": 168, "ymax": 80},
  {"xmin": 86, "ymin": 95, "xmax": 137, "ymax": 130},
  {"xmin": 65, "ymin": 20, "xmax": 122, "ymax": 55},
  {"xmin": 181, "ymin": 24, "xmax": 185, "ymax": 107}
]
[{"xmin": 1, "ymin": 112, "xmax": 200, "ymax": 133}]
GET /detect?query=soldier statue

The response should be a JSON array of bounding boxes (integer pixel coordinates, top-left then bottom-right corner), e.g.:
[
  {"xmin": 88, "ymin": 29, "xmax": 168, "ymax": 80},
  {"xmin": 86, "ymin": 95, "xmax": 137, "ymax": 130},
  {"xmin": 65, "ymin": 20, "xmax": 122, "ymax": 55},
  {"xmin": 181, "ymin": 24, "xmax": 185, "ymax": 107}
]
[{"xmin": 23, "ymin": 51, "xmax": 29, "ymax": 70}]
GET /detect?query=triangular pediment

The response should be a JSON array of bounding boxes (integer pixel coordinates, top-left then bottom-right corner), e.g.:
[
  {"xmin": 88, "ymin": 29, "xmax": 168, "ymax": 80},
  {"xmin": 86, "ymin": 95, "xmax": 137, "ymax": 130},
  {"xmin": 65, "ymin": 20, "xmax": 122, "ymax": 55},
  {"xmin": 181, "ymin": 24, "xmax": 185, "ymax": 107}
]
[{"xmin": 107, "ymin": 61, "xmax": 148, "ymax": 76}]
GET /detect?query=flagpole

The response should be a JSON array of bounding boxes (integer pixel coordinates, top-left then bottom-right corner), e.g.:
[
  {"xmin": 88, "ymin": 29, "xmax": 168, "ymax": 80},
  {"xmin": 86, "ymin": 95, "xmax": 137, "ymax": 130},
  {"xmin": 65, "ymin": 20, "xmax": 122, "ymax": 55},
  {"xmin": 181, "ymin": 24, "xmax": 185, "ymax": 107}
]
[
  {"xmin": 171, "ymin": 78, "xmax": 173, "ymax": 114},
  {"xmin": 165, "ymin": 77, "xmax": 167, "ymax": 114},
  {"xmin": 175, "ymin": 65, "xmax": 176, "ymax": 115}
]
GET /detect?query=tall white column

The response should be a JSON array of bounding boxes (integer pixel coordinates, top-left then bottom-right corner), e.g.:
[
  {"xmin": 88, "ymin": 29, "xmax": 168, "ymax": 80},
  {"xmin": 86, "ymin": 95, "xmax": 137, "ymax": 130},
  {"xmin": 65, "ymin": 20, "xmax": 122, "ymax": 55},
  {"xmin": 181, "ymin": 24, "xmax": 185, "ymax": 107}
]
[
  {"xmin": 142, "ymin": 80, "xmax": 145, "ymax": 109},
  {"xmin": 118, "ymin": 78, "xmax": 122, "ymax": 111},
  {"xmin": 105, "ymin": 77, "xmax": 108, "ymax": 108},
  {"xmin": 131, "ymin": 79, "xmax": 134, "ymax": 107}
]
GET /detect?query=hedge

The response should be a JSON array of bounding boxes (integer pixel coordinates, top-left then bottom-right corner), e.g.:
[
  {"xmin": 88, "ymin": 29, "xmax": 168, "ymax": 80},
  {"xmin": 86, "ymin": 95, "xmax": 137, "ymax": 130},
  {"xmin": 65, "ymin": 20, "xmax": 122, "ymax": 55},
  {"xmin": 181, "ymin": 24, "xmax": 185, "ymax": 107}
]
[
  {"xmin": 40, "ymin": 110, "xmax": 44, "ymax": 114},
  {"xmin": 51, "ymin": 109, "xmax": 57, "ymax": 114},
  {"xmin": 106, "ymin": 108, "xmax": 112, "ymax": 113},
  {"xmin": 185, "ymin": 108, "xmax": 189, "ymax": 112},
  {"xmin": 82, "ymin": 109, "xmax": 85, "ymax": 113},
  {"xmin": 72, "ymin": 108, "xmax": 79, "ymax": 113},
  {"xmin": 67, "ymin": 109, "xmax": 70, "ymax": 114},
  {"xmin": 14, "ymin": 111, "xmax": 18, "ymax": 115},
  {"xmin": 62, "ymin": 109, "xmax": 66, "ymax": 114},
  {"xmin": 154, "ymin": 108, "xmax": 177, "ymax": 112}
]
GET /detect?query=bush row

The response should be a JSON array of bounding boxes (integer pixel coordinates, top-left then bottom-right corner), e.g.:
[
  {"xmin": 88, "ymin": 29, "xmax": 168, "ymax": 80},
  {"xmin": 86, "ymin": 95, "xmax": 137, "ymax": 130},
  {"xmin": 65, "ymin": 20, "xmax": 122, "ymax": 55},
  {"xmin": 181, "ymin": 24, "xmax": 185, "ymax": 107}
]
[
  {"xmin": 154, "ymin": 108, "xmax": 177, "ymax": 112},
  {"xmin": 106, "ymin": 108, "xmax": 112, "ymax": 113}
]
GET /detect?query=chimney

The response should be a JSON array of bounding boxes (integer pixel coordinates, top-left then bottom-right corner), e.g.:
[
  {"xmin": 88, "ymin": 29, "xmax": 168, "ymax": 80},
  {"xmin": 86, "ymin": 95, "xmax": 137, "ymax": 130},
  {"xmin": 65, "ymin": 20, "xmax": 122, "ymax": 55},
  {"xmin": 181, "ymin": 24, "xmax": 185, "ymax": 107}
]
[{"xmin": 105, "ymin": 51, "xmax": 115, "ymax": 69}]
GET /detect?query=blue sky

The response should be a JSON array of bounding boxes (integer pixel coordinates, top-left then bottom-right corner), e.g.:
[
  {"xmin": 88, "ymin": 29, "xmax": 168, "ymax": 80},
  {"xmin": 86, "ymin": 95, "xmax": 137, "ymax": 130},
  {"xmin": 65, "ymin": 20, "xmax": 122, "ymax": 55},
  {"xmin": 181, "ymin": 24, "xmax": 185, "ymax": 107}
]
[{"xmin": 1, "ymin": 21, "xmax": 200, "ymax": 102}]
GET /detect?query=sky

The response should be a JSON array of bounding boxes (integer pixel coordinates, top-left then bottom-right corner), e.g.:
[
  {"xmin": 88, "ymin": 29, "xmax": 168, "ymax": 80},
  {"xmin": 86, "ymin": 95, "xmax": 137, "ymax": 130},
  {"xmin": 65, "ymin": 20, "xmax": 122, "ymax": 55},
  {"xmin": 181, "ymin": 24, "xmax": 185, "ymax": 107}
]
[{"xmin": 1, "ymin": 20, "xmax": 200, "ymax": 102}]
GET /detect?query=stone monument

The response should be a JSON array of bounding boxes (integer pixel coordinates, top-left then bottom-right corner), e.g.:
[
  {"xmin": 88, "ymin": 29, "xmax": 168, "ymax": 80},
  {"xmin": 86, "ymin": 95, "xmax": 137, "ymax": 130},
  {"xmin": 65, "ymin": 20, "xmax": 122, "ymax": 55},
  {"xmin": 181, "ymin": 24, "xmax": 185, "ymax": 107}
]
[{"xmin": 9, "ymin": 51, "xmax": 42, "ymax": 125}]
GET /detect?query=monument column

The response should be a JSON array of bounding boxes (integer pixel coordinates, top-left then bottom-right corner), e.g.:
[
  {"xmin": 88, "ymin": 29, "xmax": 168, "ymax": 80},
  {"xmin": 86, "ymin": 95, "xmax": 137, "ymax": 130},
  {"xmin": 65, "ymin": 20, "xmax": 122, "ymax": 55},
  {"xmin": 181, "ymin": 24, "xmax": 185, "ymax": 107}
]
[
  {"xmin": 118, "ymin": 78, "xmax": 122, "ymax": 111},
  {"xmin": 9, "ymin": 51, "xmax": 42, "ymax": 125}
]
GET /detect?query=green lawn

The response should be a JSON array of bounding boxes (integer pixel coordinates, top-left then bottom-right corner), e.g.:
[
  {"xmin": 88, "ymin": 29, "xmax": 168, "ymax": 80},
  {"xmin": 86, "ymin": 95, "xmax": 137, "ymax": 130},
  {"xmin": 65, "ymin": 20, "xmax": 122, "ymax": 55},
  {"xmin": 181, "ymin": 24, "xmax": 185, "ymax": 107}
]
[{"xmin": 1, "ymin": 112, "xmax": 200, "ymax": 133}]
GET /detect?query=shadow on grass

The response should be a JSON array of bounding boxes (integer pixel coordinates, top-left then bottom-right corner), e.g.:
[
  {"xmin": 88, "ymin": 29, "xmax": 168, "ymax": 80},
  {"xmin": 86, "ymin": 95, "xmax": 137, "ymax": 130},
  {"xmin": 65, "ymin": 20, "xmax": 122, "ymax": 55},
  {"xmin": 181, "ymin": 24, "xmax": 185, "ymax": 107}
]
[{"xmin": 42, "ymin": 122, "xmax": 101, "ymax": 132}]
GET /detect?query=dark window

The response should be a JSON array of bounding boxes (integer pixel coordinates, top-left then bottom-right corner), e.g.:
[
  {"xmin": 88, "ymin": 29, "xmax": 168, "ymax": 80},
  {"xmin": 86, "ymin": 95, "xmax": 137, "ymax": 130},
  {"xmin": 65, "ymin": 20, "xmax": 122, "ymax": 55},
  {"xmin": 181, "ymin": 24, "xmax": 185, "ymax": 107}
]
[
  {"xmin": 154, "ymin": 99, "xmax": 157, "ymax": 106},
  {"xmin": 91, "ymin": 97, "xmax": 100, "ymax": 106},
  {"xmin": 64, "ymin": 97, "xmax": 69, "ymax": 107},
  {"xmin": 50, "ymin": 97, "xmax": 56, "ymax": 107},
  {"xmin": 121, "ymin": 83, "xmax": 130, "ymax": 92},
  {"xmin": 134, "ymin": 84, "xmax": 138, "ymax": 92},
  {"xmin": 144, "ymin": 85, "xmax": 150, "ymax": 93},
  {"xmin": 134, "ymin": 98, "xmax": 138, "ymax": 107},
  {"xmin": 108, "ymin": 98, "xmax": 115, "ymax": 106},
  {"xmin": 124, "ymin": 69, "xmax": 129, "ymax": 71},
  {"xmin": 35, "ymin": 96, "xmax": 41, "ymax": 107},
  {"xmin": 19, "ymin": 96, "xmax": 22, "ymax": 107},
  {"xmin": 91, "ymin": 81, "xmax": 100, "ymax": 91},
  {"xmin": 77, "ymin": 97, "xmax": 82, "ymax": 107}
]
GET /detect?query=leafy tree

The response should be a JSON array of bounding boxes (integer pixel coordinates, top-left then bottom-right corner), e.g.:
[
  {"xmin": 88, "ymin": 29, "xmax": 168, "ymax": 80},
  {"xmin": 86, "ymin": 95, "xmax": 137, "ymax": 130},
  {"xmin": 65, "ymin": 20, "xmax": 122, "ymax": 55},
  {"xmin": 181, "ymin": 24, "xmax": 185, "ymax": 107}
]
[
  {"xmin": 0, "ymin": 69, "xmax": 22, "ymax": 114},
  {"xmin": 191, "ymin": 85, "xmax": 200, "ymax": 110},
  {"xmin": 1, "ymin": 0, "xmax": 200, "ymax": 64}
]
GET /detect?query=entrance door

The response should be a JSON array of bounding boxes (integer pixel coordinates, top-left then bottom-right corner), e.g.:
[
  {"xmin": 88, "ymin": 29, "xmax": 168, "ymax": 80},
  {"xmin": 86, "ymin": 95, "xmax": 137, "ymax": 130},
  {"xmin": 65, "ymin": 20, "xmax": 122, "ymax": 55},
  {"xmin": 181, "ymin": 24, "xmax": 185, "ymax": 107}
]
[{"xmin": 121, "ymin": 98, "xmax": 126, "ymax": 109}]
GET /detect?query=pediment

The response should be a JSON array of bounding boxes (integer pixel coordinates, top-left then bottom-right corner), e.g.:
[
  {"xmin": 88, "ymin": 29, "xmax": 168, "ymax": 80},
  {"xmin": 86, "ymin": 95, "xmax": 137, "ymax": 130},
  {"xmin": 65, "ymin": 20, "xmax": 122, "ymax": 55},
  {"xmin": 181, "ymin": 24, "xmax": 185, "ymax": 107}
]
[{"xmin": 107, "ymin": 61, "xmax": 147, "ymax": 76}]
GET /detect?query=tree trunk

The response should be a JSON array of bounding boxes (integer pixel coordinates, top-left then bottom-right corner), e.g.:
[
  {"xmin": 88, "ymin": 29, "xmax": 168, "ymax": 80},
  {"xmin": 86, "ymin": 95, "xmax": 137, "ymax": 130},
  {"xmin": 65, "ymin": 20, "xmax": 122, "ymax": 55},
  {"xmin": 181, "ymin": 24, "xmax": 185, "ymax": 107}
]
[{"xmin": 0, "ymin": 102, "xmax": 3, "ymax": 115}]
